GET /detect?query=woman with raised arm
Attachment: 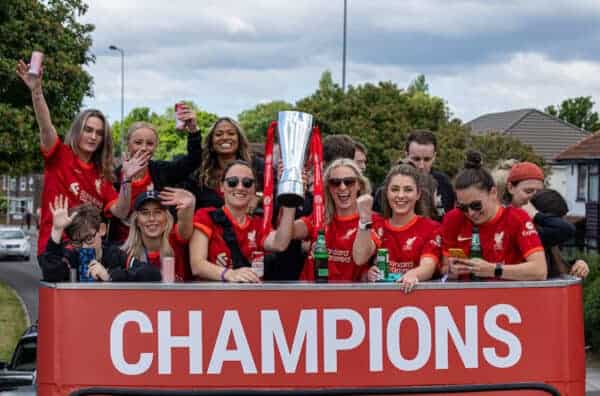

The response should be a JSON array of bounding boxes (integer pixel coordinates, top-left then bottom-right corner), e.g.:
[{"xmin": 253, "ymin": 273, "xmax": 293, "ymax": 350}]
[
  {"xmin": 16, "ymin": 58, "xmax": 145, "ymax": 257},
  {"xmin": 109, "ymin": 113, "xmax": 201, "ymax": 242},
  {"xmin": 441, "ymin": 151, "xmax": 547, "ymax": 281},
  {"xmin": 122, "ymin": 188, "xmax": 196, "ymax": 281},
  {"xmin": 268, "ymin": 158, "xmax": 378, "ymax": 282},
  {"xmin": 354, "ymin": 164, "xmax": 441, "ymax": 292},
  {"xmin": 189, "ymin": 160, "xmax": 295, "ymax": 282}
]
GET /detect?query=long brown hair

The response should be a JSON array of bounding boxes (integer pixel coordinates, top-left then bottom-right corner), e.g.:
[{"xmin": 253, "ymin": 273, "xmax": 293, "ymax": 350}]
[
  {"xmin": 199, "ymin": 117, "xmax": 251, "ymax": 190},
  {"xmin": 65, "ymin": 109, "xmax": 115, "ymax": 182},
  {"xmin": 381, "ymin": 164, "xmax": 431, "ymax": 219}
]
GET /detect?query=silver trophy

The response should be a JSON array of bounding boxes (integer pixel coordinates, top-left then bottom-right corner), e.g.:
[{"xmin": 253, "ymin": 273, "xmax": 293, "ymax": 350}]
[{"xmin": 277, "ymin": 111, "xmax": 313, "ymax": 207}]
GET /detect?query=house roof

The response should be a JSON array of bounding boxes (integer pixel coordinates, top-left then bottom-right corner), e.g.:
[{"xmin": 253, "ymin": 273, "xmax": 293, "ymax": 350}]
[
  {"xmin": 466, "ymin": 108, "xmax": 589, "ymax": 162},
  {"xmin": 555, "ymin": 130, "xmax": 600, "ymax": 160}
]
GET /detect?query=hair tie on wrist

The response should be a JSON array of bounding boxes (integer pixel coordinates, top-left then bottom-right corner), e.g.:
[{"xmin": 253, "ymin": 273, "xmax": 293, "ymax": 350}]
[{"xmin": 221, "ymin": 267, "xmax": 229, "ymax": 282}]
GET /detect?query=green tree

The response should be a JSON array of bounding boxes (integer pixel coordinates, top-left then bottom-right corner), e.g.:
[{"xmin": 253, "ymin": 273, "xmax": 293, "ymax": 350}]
[
  {"xmin": 0, "ymin": 0, "xmax": 94, "ymax": 174},
  {"xmin": 112, "ymin": 103, "xmax": 218, "ymax": 160},
  {"xmin": 544, "ymin": 96, "xmax": 600, "ymax": 132},
  {"xmin": 238, "ymin": 100, "xmax": 294, "ymax": 142},
  {"xmin": 407, "ymin": 74, "xmax": 429, "ymax": 94},
  {"xmin": 296, "ymin": 71, "xmax": 539, "ymax": 185}
]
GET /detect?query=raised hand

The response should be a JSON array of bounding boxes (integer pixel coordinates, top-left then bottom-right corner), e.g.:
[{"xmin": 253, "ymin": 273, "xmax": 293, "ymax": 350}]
[
  {"xmin": 16, "ymin": 59, "xmax": 42, "ymax": 92},
  {"xmin": 49, "ymin": 195, "xmax": 77, "ymax": 231},
  {"xmin": 357, "ymin": 194, "xmax": 373, "ymax": 223},
  {"xmin": 175, "ymin": 103, "xmax": 198, "ymax": 133},
  {"xmin": 122, "ymin": 150, "xmax": 151, "ymax": 180},
  {"xmin": 159, "ymin": 187, "xmax": 196, "ymax": 211}
]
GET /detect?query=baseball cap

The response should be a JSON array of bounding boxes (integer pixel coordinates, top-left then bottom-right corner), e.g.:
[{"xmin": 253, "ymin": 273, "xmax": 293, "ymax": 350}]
[{"xmin": 133, "ymin": 191, "xmax": 165, "ymax": 211}]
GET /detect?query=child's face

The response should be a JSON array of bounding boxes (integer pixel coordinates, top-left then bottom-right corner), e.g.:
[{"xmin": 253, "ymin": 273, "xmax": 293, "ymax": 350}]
[{"xmin": 72, "ymin": 224, "xmax": 106, "ymax": 249}]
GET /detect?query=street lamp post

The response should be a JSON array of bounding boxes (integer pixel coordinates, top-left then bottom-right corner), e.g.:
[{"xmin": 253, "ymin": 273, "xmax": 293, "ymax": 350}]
[
  {"xmin": 109, "ymin": 45, "xmax": 125, "ymax": 150},
  {"xmin": 342, "ymin": 0, "xmax": 347, "ymax": 92}
]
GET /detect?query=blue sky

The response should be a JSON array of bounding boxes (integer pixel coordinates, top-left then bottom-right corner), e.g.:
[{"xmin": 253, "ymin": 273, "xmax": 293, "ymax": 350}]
[{"xmin": 80, "ymin": 0, "xmax": 600, "ymax": 125}]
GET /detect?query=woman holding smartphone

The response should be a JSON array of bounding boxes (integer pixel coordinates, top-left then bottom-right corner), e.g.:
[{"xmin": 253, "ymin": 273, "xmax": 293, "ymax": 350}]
[{"xmin": 441, "ymin": 151, "xmax": 547, "ymax": 281}]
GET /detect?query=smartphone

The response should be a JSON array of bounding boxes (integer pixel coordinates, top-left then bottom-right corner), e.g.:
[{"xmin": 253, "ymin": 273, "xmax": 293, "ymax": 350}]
[{"xmin": 448, "ymin": 248, "xmax": 467, "ymax": 259}]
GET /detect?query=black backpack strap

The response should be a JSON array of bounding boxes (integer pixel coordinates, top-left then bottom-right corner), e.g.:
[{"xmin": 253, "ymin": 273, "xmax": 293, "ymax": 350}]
[{"xmin": 209, "ymin": 208, "xmax": 250, "ymax": 269}]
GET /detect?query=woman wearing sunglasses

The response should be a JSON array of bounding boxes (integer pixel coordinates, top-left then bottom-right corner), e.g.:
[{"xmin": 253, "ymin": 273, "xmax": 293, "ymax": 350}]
[
  {"xmin": 441, "ymin": 151, "xmax": 547, "ymax": 281},
  {"xmin": 189, "ymin": 160, "xmax": 295, "ymax": 282},
  {"xmin": 269, "ymin": 158, "xmax": 376, "ymax": 282},
  {"xmin": 355, "ymin": 164, "xmax": 441, "ymax": 292}
]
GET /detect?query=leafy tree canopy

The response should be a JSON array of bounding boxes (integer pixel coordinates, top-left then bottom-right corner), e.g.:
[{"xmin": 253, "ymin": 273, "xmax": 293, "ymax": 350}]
[
  {"xmin": 111, "ymin": 103, "xmax": 218, "ymax": 160},
  {"xmin": 0, "ymin": 0, "xmax": 94, "ymax": 174},
  {"xmin": 545, "ymin": 96, "xmax": 600, "ymax": 132}
]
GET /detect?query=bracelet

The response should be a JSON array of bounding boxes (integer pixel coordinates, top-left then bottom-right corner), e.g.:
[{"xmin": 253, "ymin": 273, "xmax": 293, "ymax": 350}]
[{"xmin": 220, "ymin": 268, "xmax": 229, "ymax": 282}]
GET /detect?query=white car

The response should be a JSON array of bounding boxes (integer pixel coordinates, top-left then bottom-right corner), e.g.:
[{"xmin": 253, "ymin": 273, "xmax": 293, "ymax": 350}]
[{"xmin": 0, "ymin": 228, "xmax": 31, "ymax": 261}]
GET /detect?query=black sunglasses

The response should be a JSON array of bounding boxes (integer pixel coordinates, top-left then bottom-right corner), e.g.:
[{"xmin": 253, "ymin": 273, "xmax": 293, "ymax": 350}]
[
  {"xmin": 457, "ymin": 200, "xmax": 483, "ymax": 213},
  {"xmin": 328, "ymin": 177, "xmax": 357, "ymax": 188},
  {"xmin": 225, "ymin": 176, "xmax": 255, "ymax": 189}
]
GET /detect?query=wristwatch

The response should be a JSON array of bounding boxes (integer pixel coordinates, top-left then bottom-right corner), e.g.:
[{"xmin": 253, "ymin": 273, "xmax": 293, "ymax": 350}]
[
  {"xmin": 358, "ymin": 220, "xmax": 372, "ymax": 230},
  {"xmin": 494, "ymin": 263, "xmax": 503, "ymax": 278}
]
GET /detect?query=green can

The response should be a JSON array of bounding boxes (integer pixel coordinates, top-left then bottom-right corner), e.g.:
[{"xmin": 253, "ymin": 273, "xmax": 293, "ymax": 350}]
[{"xmin": 376, "ymin": 248, "xmax": 389, "ymax": 282}]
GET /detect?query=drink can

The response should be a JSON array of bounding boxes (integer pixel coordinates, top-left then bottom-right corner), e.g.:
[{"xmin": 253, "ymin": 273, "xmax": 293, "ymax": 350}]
[
  {"xmin": 251, "ymin": 251, "xmax": 264, "ymax": 279},
  {"xmin": 376, "ymin": 248, "xmax": 388, "ymax": 282},
  {"xmin": 69, "ymin": 267, "xmax": 78, "ymax": 283},
  {"xmin": 161, "ymin": 256, "xmax": 175, "ymax": 283},
  {"xmin": 175, "ymin": 102, "xmax": 185, "ymax": 130},
  {"xmin": 78, "ymin": 247, "xmax": 95, "ymax": 282},
  {"xmin": 28, "ymin": 51, "xmax": 44, "ymax": 76}
]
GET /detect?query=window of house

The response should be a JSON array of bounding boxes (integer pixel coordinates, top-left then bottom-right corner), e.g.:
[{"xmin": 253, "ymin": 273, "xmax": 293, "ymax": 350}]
[
  {"xmin": 590, "ymin": 164, "xmax": 600, "ymax": 202},
  {"xmin": 19, "ymin": 177, "xmax": 26, "ymax": 192},
  {"xmin": 578, "ymin": 164, "xmax": 588, "ymax": 200},
  {"xmin": 29, "ymin": 177, "xmax": 34, "ymax": 192}
]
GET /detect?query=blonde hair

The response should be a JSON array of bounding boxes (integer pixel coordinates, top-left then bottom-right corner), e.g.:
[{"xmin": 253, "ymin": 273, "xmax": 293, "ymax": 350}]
[
  {"xmin": 491, "ymin": 159, "xmax": 518, "ymax": 205},
  {"xmin": 65, "ymin": 109, "xmax": 114, "ymax": 182},
  {"xmin": 121, "ymin": 207, "xmax": 175, "ymax": 262},
  {"xmin": 200, "ymin": 117, "xmax": 251, "ymax": 190},
  {"xmin": 323, "ymin": 158, "xmax": 371, "ymax": 223},
  {"xmin": 127, "ymin": 122, "xmax": 159, "ymax": 145}
]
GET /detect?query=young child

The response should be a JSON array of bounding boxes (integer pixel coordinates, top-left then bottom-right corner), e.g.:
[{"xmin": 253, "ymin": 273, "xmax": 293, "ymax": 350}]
[{"xmin": 38, "ymin": 195, "xmax": 160, "ymax": 282}]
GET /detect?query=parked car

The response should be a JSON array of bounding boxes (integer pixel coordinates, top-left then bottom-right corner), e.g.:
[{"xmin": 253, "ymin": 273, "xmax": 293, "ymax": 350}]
[
  {"xmin": 0, "ymin": 227, "xmax": 31, "ymax": 261},
  {"xmin": 0, "ymin": 325, "xmax": 37, "ymax": 391}
]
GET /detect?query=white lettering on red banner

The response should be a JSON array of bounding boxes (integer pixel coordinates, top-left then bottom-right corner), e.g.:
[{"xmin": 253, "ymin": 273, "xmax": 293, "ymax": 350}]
[{"xmin": 109, "ymin": 304, "xmax": 522, "ymax": 375}]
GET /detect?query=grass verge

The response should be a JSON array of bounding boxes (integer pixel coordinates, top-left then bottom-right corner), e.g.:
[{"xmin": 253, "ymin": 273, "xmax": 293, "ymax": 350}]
[{"xmin": 0, "ymin": 281, "xmax": 27, "ymax": 362}]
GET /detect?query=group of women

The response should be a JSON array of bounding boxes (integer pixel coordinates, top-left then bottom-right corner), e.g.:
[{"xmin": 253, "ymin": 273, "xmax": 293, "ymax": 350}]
[{"xmin": 17, "ymin": 56, "xmax": 587, "ymax": 288}]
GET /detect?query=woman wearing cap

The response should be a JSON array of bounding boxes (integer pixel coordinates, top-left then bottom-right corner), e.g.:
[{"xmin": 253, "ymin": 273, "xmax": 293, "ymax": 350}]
[
  {"xmin": 122, "ymin": 188, "xmax": 196, "ymax": 281},
  {"xmin": 441, "ymin": 151, "xmax": 547, "ymax": 281},
  {"xmin": 189, "ymin": 160, "xmax": 295, "ymax": 282},
  {"xmin": 355, "ymin": 164, "xmax": 441, "ymax": 292},
  {"xmin": 505, "ymin": 162, "xmax": 576, "ymax": 269},
  {"xmin": 109, "ymin": 112, "xmax": 201, "ymax": 243}
]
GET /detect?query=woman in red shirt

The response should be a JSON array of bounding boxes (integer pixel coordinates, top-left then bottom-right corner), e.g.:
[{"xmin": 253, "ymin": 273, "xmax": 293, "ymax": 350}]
[
  {"xmin": 271, "ymin": 158, "xmax": 377, "ymax": 282},
  {"xmin": 355, "ymin": 164, "xmax": 441, "ymax": 292},
  {"xmin": 16, "ymin": 58, "xmax": 145, "ymax": 255},
  {"xmin": 441, "ymin": 151, "xmax": 547, "ymax": 280},
  {"xmin": 189, "ymin": 160, "xmax": 294, "ymax": 282}
]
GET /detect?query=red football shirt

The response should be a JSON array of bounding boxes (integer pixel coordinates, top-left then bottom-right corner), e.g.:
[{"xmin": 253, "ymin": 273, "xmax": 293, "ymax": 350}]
[
  {"xmin": 299, "ymin": 213, "xmax": 380, "ymax": 282},
  {"xmin": 373, "ymin": 215, "xmax": 441, "ymax": 274},
  {"xmin": 38, "ymin": 139, "xmax": 118, "ymax": 254},
  {"xmin": 141, "ymin": 225, "xmax": 191, "ymax": 281},
  {"xmin": 193, "ymin": 206, "xmax": 263, "ymax": 268},
  {"xmin": 441, "ymin": 206, "xmax": 543, "ymax": 271}
]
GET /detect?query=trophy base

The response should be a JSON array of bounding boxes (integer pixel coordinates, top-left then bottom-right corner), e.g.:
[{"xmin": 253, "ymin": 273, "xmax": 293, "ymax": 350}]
[{"xmin": 277, "ymin": 193, "xmax": 304, "ymax": 208}]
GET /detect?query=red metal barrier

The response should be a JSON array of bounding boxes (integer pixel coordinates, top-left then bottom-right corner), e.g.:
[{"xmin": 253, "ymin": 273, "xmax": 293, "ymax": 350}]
[{"xmin": 37, "ymin": 280, "xmax": 585, "ymax": 396}]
